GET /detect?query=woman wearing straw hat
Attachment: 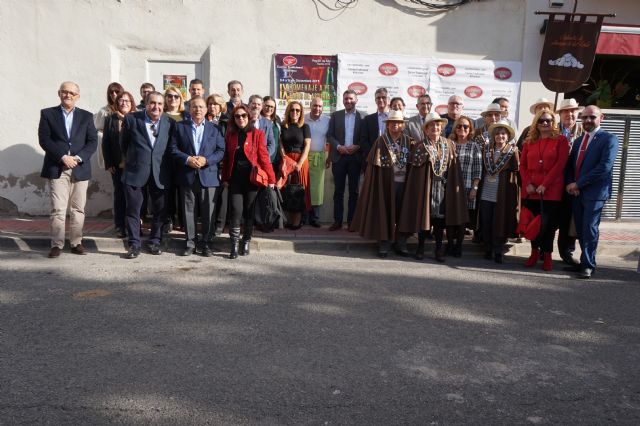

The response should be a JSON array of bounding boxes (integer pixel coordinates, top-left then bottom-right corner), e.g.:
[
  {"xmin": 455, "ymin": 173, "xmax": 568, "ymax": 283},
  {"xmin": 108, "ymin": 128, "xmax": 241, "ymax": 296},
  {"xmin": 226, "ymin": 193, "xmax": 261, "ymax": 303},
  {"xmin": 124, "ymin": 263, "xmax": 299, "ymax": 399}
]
[
  {"xmin": 478, "ymin": 120, "xmax": 520, "ymax": 263},
  {"xmin": 520, "ymin": 109, "xmax": 569, "ymax": 271},
  {"xmin": 350, "ymin": 110, "xmax": 413, "ymax": 258},
  {"xmin": 398, "ymin": 112, "xmax": 468, "ymax": 262}
]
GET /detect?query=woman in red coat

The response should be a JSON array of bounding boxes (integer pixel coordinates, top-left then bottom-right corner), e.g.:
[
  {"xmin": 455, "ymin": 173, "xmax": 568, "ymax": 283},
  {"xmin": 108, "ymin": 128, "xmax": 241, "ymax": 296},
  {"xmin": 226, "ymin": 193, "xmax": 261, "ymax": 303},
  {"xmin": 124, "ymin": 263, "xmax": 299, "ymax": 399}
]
[
  {"xmin": 221, "ymin": 105, "xmax": 276, "ymax": 259},
  {"xmin": 520, "ymin": 109, "xmax": 569, "ymax": 271}
]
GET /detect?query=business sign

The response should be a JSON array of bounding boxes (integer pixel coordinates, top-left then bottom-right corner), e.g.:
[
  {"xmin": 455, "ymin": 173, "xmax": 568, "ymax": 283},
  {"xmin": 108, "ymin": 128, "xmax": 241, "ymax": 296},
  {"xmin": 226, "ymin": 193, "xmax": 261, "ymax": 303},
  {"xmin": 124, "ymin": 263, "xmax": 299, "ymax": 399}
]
[{"xmin": 273, "ymin": 53, "xmax": 338, "ymax": 117}]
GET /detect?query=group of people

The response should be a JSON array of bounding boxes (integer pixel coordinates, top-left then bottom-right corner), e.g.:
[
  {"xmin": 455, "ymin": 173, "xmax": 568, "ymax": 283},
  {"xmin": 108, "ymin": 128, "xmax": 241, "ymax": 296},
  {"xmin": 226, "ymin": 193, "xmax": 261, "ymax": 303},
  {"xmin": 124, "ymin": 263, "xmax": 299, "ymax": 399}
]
[{"xmin": 38, "ymin": 80, "xmax": 618, "ymax": 279}]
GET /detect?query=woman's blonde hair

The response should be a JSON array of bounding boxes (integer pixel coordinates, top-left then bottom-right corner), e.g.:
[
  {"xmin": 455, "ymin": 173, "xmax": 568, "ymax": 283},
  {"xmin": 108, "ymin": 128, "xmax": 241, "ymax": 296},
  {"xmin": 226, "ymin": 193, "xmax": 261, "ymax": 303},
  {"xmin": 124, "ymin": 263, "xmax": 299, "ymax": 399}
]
[
  {"xmin": 163, "ymin": 86, "xmax": 185, "ymax": 113},
  {"xmin": 525, "ymin": 108, "xmax": 558, "ymax": 144}
]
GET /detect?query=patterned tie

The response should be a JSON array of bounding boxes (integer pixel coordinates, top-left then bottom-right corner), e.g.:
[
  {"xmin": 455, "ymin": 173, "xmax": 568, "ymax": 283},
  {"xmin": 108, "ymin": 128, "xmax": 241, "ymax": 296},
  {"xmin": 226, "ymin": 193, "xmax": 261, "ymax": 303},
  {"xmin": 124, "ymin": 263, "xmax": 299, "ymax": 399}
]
[{"xmin": 575, "ymin": 132, "xmax": 589, "ymax": 179}]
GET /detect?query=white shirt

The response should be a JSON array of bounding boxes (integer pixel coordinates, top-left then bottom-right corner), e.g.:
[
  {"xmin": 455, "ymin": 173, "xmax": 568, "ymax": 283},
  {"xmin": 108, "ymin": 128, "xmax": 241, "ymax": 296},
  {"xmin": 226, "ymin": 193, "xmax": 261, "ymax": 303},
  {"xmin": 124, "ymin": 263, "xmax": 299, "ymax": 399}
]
[
  {"xmin": 305, "ymin": 113, "xmax": 330, "ymax": 152},
  {"xmin": 144, "ymin": 112, "xmax": 160, "ymax": 147},
  {"xmin": 344, "ymin": 110, "xmax": 356, "ymax": 147}
]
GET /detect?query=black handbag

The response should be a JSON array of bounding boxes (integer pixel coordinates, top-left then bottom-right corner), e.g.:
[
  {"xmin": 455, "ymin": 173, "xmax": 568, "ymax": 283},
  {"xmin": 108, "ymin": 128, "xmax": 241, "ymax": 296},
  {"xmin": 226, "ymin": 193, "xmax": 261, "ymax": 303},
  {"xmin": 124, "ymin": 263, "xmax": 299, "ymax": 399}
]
[{"xmin": 280, "ymin": 171, "xmax": 306, "ymax": 212}]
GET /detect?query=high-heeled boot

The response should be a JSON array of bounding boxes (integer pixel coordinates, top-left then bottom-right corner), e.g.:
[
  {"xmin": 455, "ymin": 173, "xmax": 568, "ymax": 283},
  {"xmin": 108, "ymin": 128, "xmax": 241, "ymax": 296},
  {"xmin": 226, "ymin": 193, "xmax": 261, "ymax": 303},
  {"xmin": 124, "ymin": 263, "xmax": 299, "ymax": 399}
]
[
  {"xmin": 542, "ymin": 252, "xmax": 553, "ymax": 271},
  {"xmin": 229, "ymin": 227, "xmax": 240, "ymax": 259},
  {"xmin": 525, "ymin": 247, "xmax": 540, "ymax": 267},
  {"xmin": 415, "ymin": 232, "xmax": 426, "ymax": 260}
]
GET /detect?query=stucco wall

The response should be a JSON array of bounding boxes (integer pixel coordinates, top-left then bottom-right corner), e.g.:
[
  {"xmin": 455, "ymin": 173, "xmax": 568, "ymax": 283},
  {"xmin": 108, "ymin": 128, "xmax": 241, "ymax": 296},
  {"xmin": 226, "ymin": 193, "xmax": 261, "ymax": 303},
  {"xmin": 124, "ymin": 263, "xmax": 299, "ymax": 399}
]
[{"xmin": 0, "ymin": 0, "xmax": 633, "ymax": 218}]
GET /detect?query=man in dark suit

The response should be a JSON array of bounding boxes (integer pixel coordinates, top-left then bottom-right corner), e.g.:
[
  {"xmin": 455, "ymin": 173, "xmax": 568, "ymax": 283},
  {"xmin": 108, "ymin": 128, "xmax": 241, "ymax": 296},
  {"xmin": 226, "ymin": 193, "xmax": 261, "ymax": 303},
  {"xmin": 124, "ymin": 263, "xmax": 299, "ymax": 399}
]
[
  {"xmin": 248, "ymin": 94, "xmax": 276, "ymax": 160},
  {"xmin": 38, "ymin": 81, "xmax": 98, "ymax": 258},
  {"xmin": 565, "ymin": 105, "xmax": 619, "ymax": 279},
  {"xmin": 360, "ymin": 87, "xmax": 390, "ymax": 169},
  {"xmin": 326, "ymin": 89, "xmax": 365, "ymax": 231},
  {"xmin": 170, "ymin": 97, "xmax": 225, "ymax": 257},
  {"xmin": 225, "ymin": 80, "xmax": 244, "ymax": 117},
  {"xmin": 121, "ymin": 91, "xmax": 173, "ymax": 259}
]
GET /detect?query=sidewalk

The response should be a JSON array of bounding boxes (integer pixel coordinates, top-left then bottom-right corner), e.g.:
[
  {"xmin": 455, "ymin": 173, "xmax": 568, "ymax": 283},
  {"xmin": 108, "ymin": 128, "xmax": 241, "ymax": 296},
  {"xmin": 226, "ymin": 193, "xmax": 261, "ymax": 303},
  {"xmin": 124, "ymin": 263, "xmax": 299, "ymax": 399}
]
[{"xmin": 1, "ymin": 216, "xmax": 638, "ymax": 258}]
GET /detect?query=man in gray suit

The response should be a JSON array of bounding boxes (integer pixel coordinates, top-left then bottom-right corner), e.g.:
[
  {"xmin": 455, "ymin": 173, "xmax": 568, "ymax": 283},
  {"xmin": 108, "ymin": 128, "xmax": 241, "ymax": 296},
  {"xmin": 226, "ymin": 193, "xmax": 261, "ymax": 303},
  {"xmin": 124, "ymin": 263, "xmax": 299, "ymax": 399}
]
[
  {"xmin": 248, "ymin": 94, "xmax": 276, "ymax": 161},
  {"xmin": 326, "ymin": 89, "xmax": 365, "ymax": 231},
  {"xmin": 121, "ymin": 92, "xmax": 173, "ymax": 258},
  {"xmin": 405, "ymin": 94, "xmax": 432, "ymax": 142}
]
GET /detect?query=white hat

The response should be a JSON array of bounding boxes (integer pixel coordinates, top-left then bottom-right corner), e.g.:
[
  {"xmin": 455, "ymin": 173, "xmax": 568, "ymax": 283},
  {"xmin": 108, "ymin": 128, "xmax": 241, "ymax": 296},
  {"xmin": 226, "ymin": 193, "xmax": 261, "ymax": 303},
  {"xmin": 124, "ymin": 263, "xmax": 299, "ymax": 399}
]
[
  {"xmin": 555, "ymin": 98, "xmax": 583, "ymax": 113},
  {"xmin": 529, "ymin": 98, "xmax": 554, "ymax": 114},
  {"xmin": 488, "ymin": 119, "xmax": 516, "ymax": 141},
  {"xmin": 382, "ymin": 110, "xmax": 407, "ymax": 122},
  {"xmin": 481, "ymin": 103, "xmax": 503, "ymax": 117},
  {"xmin": 422, "ymin": 112, "xmax": 448, "ymax": 128}
]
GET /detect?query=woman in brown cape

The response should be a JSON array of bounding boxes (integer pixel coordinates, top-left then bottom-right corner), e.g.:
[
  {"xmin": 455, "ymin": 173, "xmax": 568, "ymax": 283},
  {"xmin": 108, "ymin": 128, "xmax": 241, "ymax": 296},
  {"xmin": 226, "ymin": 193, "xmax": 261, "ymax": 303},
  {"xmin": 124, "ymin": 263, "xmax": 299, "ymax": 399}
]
[
  {"xmin": 477, "ymin": 120, "xmax": 520, "ymax": 263},
  {"xmin": 350, "ymin": 110, "xmax": 413, "ymax": 258},
  {"xmin": 398, "ymin": 112, "xmax": 469, "ymax": 262}
]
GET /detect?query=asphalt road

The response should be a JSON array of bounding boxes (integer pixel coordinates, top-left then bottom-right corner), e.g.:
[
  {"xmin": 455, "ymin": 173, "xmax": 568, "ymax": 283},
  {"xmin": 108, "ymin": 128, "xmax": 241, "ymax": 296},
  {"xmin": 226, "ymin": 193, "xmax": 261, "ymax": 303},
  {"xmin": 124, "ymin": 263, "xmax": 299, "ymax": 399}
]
[{"xmin": 1, "ymin": 246, "xmax": 639, "ymax": 425}]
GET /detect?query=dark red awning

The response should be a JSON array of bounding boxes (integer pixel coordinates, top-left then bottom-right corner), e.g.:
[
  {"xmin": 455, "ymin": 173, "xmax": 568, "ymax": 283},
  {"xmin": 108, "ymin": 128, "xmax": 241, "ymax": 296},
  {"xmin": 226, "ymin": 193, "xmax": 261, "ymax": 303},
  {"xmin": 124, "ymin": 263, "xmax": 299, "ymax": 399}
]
[{"xmin": 597, "ymin": 26, "xmax": 640, "ymax": 57}]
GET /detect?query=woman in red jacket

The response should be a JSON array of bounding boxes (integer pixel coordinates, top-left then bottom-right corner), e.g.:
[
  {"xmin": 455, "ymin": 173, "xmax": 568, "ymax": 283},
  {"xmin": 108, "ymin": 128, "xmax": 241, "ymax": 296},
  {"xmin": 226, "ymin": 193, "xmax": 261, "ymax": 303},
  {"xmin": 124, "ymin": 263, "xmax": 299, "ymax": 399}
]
[
  {"xmin": 520, "ymin": 109, "xmax": 569, "ymax": 271},
  {"xmin": 221, "ymin": 105, "xmax": 276, "ymax": 259}
]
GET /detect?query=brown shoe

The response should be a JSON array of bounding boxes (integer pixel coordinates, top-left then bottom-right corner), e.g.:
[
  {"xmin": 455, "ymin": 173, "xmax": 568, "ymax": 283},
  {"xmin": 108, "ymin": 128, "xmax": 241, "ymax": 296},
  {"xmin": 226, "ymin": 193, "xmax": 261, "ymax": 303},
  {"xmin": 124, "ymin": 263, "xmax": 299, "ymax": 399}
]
[
  {"xmin": 48, "ymin": 247, "xmax": 61, "ymax": 258},
  {"xmin": 71, "ymin": 244, "xmax": 87, "ymax": 255},
  {"xmin": 328, "ymin": 222, "xmax": 342, "ymax": 231}
]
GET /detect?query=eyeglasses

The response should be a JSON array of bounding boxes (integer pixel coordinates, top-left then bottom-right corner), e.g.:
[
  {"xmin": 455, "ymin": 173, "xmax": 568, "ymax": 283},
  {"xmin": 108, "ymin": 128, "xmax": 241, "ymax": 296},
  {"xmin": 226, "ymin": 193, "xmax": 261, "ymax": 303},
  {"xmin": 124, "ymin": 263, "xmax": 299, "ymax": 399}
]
[
  {"xmin": 537, "ymin": 118, "xmax": 552, "ymax": 125},
  {"xmin": 234, "ymin": 113, "xmax": 248, "ymax": 119},
  {"xmin": 264, "ymin": 104, "xmax": 275, "ymax": 109},
  {"xmin": 166, "ymin": 94, "xmax": 181, "ymax": 100},
  {"xmin": 110, "ymin": 89, "xmax": 121, "ymax": 94},
  {"xmin": 582, "ymin": 115, "xmax": 598, "ymax": 120},
  {"xmin": 118, "ymin": 99, "xmax": 131, "ymax": 104},
  {"xmin": 456, "ymin": 124, "xmax": 470, "ymax": 129},
  {"xmin": 59, "ymin": 90, "xmax": 78, "ymax": 97},
  {"xmin": 375, "ymin": 96, "xmax": 387, "ymax": 101}
]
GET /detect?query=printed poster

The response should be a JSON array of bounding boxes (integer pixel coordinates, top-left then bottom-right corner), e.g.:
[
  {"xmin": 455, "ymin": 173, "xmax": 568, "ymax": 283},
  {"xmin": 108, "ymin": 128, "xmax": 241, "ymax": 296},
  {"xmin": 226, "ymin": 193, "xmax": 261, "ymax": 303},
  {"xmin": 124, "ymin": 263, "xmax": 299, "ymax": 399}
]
[{"xmin": 163, "ymin": 74, "xmax": 188, "ymax": 99}]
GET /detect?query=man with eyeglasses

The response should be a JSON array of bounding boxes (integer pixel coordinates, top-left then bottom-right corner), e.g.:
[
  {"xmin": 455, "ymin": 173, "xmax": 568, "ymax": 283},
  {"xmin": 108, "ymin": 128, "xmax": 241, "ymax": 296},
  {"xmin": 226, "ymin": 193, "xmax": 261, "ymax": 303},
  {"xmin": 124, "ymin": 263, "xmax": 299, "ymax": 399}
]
[
  {"xmin": 247, "ymin": 94, "xmax": 275, "ymax": 161},
  {"xmin": 405, "ymin": 94, "xmax": 432, "ymax": 142},
  {"xmin": 441, "ymin": 95, "xmax": 464, "ymax": 137},
  {"xmin": 360, "ymin": 87, "xmax": 390, "ymax": 171},
  {"xmin": 39, "ymin": 81, "xmax": 98, "ymax": 258},
  {"xmin": 564, "ymin": 105, "xmax": 619, "ymax": 279},
  {"xmin": 474, "ymin": 97, "xmax": 517, "ymax": 135},
  {"xmin": 120, "ymin": 91, "xmax": 173, "ymax": 259}
]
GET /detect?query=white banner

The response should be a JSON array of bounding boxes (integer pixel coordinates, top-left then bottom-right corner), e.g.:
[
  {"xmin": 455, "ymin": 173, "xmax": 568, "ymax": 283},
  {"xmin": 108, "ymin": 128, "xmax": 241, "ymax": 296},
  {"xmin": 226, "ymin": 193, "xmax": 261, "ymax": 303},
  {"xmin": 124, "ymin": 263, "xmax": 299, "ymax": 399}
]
[
  {"xmin": 337, "ymin": 53, "xmax": 521, "ymax": 123},
  {"xmin": 336, "ymin": 53, "xmax": 430, "ymax": 116}
]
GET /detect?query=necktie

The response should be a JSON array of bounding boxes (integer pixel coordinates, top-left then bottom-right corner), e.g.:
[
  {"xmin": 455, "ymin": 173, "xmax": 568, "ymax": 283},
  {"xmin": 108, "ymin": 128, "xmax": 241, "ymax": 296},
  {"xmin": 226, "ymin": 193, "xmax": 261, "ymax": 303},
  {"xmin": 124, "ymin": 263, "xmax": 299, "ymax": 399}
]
[{"xmin": 575, "ymin": 132, "xmax": 589, "ymax": 178}]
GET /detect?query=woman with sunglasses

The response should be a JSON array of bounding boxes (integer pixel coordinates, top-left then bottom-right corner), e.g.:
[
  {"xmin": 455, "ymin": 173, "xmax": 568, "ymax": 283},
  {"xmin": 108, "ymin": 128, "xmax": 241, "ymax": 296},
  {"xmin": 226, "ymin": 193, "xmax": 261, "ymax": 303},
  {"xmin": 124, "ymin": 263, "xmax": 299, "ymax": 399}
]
[
  {"xmin": 520, "ymin": 109, "xmax": 569, "ymax": 271},
  {"xmin": 449, "ymin": 116, "xmax": 482, "ymax": 257},
  {"xmin": 162, "ymin": 86, "xmax": 187, "ymax": 232},
  {"xmin": 478, "ymin": 120, "xmax": 520, "ymax": 263},
  {"xmin": 164, "ymin": 86, "xmax": 187, "ymax": 122},
  {"xmin": 279, "ymin": 101, "xmax": 311, "ymax": 230},
  {"xmin": 221, "ymin": 105, "xmax": 275, "ymax": 259},
  {"xmin": 261, "ymin": 96, "xmax": 281, "ymax": 164},
  {"xmin": 102, "ymin": 91, "xmax": 136, "ymax": 238}
]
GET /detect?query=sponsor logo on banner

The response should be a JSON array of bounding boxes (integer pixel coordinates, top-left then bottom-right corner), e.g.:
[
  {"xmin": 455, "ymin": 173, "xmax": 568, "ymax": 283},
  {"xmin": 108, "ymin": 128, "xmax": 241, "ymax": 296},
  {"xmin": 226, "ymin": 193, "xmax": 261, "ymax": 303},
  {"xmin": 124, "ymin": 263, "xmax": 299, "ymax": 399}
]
[
  {"xmin": 407, "ymin": 85, "xmax": 427, "ymax": 98},
  {"xmin": 282, "ymin": 55, "xmax": 297, "ymax": 66},
  {"xmin": 494, "ymin": 67, "xmax": 512, "ymax": 80},
  {"xmin": 348, "ymin": 82, "xmax": 368, "ymax": 95},
  {"xmin": 435, "ymin": 105, "xmax": 448, "ymax": 115},
  {"xmin": 378, "ymin": 63, "xmax": 398, "ymax": 76},
  {"xmin": 464, "ymin": 86, "xmax": 483, "ymax": 99},
  {"xmin": 437, "ymin": 64, "xmax": 456, "ymax": 77}
]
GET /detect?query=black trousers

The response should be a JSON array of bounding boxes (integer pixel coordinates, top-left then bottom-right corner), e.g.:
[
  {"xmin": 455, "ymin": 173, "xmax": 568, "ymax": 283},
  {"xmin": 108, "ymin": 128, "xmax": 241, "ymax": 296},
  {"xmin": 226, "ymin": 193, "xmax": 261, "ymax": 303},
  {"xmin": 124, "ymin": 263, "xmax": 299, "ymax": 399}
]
[
  {"xmin": 228, "ymin": 166, "xmax": 258, "ymax": 241},
  {"xmin": 522, "ymin": 198, "xmax": 561, "ymax": 253},
  {"xmin": 332, "ymin": 154, "xmax": 360, "ymax": 224},
  {"xmin": 125, "ymin": 177, "xmax": 165, "ymax": 248},
  {"xmin": 557, "ymin": 191, "xmax": 577, "ymax": 256},
  {"xmin": 479, "ymin": 200, "xmax": 506, "ymax": 254}
]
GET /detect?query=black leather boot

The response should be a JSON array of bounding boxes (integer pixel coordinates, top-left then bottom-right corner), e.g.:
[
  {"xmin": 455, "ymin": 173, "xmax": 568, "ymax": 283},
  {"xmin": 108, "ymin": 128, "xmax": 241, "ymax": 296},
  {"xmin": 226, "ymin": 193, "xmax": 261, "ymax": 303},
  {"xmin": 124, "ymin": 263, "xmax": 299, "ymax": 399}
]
[
  {"xmin": 240, "ymin": 239, "xmax": 250, "ymax": 256},
  {"xmin": 229, "ymin": 227, "xmax": 240, "ymax": 259},
  {"xmin": 415, "ymin": 232, "xmax": 426, "ymax": 260}
]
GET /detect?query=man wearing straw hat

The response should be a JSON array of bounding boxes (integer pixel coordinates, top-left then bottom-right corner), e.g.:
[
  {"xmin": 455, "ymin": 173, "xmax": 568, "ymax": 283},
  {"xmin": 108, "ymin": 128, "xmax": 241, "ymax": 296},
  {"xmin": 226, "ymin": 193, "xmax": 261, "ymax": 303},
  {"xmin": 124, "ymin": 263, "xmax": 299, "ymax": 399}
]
[
  {"xmin": 472, "ymin": 103, "xmax": 506, "ymax": 147},
  {"xmin": 556, "ymin": 98, "xmax": 584, "ymax": 266},
  {"xmin": 515, "ymin": 98, "xmax": 555, "ymax": 149}
]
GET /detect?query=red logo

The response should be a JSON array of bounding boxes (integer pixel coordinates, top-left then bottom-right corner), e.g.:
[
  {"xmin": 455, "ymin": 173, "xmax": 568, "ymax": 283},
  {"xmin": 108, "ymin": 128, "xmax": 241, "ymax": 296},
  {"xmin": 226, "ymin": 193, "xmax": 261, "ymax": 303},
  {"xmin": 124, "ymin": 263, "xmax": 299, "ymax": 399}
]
[
  {"xmin": 494, "ymin": 67, "xmax": 512, "ymax": 80},
  {"xmin": 435, "ymin": 104, "xmax": 448, "ymax": 115},
  {"xmin": 464, "ymin": 86, "xmax": 483, "ymax": 99},
  {"xmin": 437, "ymin": 64, "xmax": 456, "ymax": 77},
  {"xmin": 378, "ymin": 63, "xmax": 398, "ymax": 76},
  {"xmin": 407, "ymin": 85, "xmax": 427, "ymax": 98},
  {"xmin": 282, "ymin": 56, "xmax": 297, "ymax": 66},
  {"xmin": 348, "ymin": 82, "xmax": 368, "ymax": 95}
]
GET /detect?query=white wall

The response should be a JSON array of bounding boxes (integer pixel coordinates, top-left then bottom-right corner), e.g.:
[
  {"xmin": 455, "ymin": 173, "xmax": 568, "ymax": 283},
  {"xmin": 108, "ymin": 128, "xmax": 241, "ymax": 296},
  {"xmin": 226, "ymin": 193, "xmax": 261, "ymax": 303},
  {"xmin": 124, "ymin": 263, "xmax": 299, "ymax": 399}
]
[{"xmin": 1, "ymin": 0, "xmax": 632, "ymax": 217}]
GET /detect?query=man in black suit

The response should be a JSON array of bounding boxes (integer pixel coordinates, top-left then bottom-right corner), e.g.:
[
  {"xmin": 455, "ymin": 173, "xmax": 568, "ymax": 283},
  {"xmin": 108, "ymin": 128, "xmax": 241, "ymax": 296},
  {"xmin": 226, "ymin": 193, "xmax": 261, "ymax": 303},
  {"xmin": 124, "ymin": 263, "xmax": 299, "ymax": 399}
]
[
  {"xmin": 326, "ymin": 89, "xmax": 365, "ymax": 231},
  {"xmin": 225, "ymin": 80, "xmax": 244, "ymax": 117},
  {"xmin": 38, "ymin": 81, "xmax": 98, "ymax": 258},
  {"xmin": 170, "ymin": 97, "xmax": 225, "ymax": 257},
  {"xmin": 360, "ymin": 87, "xmax": 390, "ymax": 170},
  {"xmin": 121, "ymin": 92, "xmax": 173, "ymax": 258}
]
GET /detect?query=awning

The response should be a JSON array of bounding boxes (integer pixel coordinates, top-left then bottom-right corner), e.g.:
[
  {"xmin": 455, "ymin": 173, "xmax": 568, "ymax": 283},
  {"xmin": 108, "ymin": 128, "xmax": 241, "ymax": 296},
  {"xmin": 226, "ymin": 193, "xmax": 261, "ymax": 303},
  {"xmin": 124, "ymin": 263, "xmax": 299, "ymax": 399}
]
[{"xmin": 597, "ymin": 25, "xmax": 640, "ymax": 57}]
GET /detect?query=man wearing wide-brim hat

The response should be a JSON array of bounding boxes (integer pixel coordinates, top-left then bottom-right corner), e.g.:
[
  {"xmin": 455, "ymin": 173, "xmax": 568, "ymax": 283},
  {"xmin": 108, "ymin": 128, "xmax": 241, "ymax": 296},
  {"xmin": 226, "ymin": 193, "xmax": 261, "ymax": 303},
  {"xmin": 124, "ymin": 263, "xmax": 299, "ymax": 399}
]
[
  {"xmin": 350, "ymin": 109, "xmax": 414, "ymax": 257},
  {"xmin": 473, "ymin": 103, "xmax": 505, "ymax": 146},
  {"xmin": 515, "ymin": 97, "xmax": 556, "ymax": 150},
  {"xmin": 474, "ymin": 99, "xmax": 518, "ymax": 137},
  {"xmin": 555, "ymin": 98, "xmax": 584, "ymax": 266}
]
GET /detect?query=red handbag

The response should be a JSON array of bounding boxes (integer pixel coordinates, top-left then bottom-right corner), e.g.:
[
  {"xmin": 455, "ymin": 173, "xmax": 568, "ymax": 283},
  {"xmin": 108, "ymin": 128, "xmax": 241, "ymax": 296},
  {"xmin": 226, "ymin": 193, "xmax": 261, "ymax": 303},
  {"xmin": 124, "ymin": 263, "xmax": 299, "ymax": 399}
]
[
  {"xmin": 517, "ymin": 197, "xmax": 542, "ymax": 240},
  {"xmin": 250, "ymin": 165, "xmax": 269, "ymax": 187}
]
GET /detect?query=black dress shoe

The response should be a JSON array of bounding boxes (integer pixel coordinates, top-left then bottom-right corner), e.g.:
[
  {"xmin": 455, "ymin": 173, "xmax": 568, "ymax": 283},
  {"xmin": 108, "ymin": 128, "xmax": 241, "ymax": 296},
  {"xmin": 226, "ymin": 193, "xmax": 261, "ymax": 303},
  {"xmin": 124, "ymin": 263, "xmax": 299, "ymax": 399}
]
[
  {"xmin": 125, "ymin": 246, "xmax": 140, "ymax": 259},
  {"xmin": 309, "ymin": 220, "xmax": 322, "ymax": 228},
  {"xmin": 289, "ymin": 224, "xmax": 302, "ymax": 231},
  {"xmin": 202, "ymin": 246, "xmax": 213, "ymax": 257},
  {"xmin": 328, "ymin": 222, "xmax": 342, "ymax": 231},
  {"xmin": 563, "ymin": 265, "xmax": 582, "ymax": 272},
  {"xmin": 240, "ymin": 240, "xmax": 250, "ymax": 256},
  {"xmin": 48, "ymin": 247, "xmax": 62, "ymax": 258},
  {"xmin": 181, "ymin": 247, "xmax": 195, "ymax": 256},
  {"xmin": 561, "ymin": 253, "xmax": 580, "ymax": 266},
  {"xmin": 577, "ymin": 268, "xmax": 593, "ymax": 279},
  {"xmin": 494, "ymin": 253, "xmax": 504, "ymax": 264},
  {"xmin": 148, "ymin": 243, "xmax": 162, "ymax": 255}
]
